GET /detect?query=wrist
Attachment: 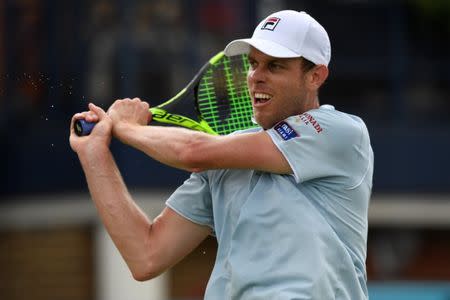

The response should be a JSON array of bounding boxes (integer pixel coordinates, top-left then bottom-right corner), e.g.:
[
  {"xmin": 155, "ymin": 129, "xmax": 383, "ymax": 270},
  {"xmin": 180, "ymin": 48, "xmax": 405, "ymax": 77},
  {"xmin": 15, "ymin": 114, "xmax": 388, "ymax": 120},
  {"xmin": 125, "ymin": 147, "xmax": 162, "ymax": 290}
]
[
  {"xmin": 77, "ymin": 142, "xmax": 111, "ymax": 164},
  {"xmin": 113, "ymin": 121, "xmax": 137, "ymax": 142}
]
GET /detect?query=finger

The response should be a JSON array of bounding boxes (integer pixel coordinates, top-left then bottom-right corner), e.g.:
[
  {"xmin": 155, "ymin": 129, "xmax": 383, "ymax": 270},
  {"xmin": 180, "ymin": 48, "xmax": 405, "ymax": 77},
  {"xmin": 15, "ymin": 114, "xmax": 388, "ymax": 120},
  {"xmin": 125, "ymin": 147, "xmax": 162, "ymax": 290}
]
[
  {"xmin": 141, "ymin": 101, "xmax": 149, "ymax": 110},
  {"xmin": 110, "ymin": 99, "xmax": 124, "ymax": 110},
  {"xmin": 70, "ymin": 112, "xmax": 92, "ymax": 135},
  {"xmin": 72, "ymin": 110, "xmax": 98, "ymax": 123},
  {"xmin": 84, "ymin": 111, "xmax": 99, "ymax": 123},
  {"xmin": 73, "ymin": 112, "xmax": 88, "ymax": 120},
  {"xmin": 89, "ymin": 103, "xmax": 107, "ymax": 120}
]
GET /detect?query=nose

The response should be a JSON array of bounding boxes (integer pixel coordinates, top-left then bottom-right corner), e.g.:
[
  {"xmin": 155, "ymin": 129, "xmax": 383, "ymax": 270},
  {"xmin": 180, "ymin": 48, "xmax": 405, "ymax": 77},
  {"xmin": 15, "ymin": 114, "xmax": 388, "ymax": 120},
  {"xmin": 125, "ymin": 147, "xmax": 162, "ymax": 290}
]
[{"xmin": 247, "ymin": 65, "xmax": 266, "ymax": 85}]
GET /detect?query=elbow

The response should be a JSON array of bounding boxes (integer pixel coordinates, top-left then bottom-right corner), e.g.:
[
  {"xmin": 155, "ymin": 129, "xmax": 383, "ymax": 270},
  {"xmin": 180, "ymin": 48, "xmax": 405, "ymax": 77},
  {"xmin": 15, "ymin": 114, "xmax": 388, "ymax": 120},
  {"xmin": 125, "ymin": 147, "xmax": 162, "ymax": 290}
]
[
  {"xmin": 127, "ymin": 224, "xmax": 166, "ymax": 282},
  {"xmin": 128, "ymin": 247, "xmax": 165, "ymax": 281},
  {"xmin": 132, "ymin": 271, "xmax": 152, "ymax": 282},
  {"xmin": 130, "ymin": 260, "xmax": 163, "ymax": 282},
  {"xmin": 132, "ymin": 269, "xmax": 158, "ymax": 282}
]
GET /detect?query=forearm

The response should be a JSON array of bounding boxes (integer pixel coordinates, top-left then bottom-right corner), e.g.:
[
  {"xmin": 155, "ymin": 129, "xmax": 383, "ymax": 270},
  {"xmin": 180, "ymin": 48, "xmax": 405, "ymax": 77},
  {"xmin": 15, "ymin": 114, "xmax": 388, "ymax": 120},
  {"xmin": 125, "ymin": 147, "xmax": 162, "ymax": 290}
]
[
  {"xmin": 77, "ymin": 146, "xmax": 153, "ymax": 273},
  {"xmin": 114, "ymin": 123, "xmax": 214, "ymax": 172}
]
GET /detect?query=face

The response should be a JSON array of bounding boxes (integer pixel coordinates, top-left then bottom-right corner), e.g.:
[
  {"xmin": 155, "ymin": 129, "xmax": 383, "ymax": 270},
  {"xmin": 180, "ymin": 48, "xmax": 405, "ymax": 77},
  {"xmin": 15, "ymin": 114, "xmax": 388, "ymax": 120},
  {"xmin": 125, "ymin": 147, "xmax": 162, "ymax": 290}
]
[{"xmin": 247, "ymin": 47, "xmax": 313, "ymax": 129}]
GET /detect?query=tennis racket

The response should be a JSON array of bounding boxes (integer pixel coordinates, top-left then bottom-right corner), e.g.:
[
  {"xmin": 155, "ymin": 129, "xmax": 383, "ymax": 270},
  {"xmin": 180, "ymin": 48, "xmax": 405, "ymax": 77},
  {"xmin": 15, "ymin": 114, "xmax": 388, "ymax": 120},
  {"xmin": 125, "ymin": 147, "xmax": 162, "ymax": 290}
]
[{"xmin": 74, "ymin": 52, "xmax": 257, "ymax": 136}]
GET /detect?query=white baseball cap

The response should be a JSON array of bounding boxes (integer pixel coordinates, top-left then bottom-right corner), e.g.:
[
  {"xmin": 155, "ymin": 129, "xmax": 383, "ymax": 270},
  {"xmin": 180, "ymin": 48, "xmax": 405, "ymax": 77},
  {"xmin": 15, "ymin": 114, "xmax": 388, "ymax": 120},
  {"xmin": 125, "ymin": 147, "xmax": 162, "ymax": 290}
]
[{"xmin": 224, "ymin": 10, "xmax": 331, "ymax": 66}]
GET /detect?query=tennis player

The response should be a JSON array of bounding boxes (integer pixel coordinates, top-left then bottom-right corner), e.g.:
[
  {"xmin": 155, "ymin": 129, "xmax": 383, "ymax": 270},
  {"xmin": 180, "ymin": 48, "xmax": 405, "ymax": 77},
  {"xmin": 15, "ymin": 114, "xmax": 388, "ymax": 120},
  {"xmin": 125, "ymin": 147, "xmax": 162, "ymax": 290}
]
[{"xmin": 70, "ymin": 10, "xmax": 373, "ymax": 299}]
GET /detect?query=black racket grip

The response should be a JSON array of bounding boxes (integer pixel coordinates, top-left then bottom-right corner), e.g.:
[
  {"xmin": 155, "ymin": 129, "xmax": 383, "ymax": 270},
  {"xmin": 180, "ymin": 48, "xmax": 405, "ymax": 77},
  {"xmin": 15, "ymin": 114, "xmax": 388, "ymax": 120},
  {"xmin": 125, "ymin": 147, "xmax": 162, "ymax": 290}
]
[{"xmin": 74, "ymin": 119, "xmax": 96, "ymax": 136}]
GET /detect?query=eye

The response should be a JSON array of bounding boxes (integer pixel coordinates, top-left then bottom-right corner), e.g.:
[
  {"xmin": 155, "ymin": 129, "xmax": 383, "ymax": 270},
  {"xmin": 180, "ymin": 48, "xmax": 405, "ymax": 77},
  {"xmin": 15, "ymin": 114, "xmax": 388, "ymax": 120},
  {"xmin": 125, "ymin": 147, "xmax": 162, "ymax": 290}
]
[
  {"xmin": 248, "ymin": 58, "xmax": 257, "ymax": 70},
  {"xmin": 268, "ymin": 61, "xmax": 283, "ymax": 71}
]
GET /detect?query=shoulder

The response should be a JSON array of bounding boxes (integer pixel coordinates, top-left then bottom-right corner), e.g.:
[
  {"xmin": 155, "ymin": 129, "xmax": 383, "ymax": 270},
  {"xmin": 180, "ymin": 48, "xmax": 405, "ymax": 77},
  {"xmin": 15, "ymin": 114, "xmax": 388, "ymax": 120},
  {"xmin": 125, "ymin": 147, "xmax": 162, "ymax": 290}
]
[
  {"xmin": 290, "ymin": 105, "xmax": 369, "ymax": 144},
  {"xmin": 302, "ymin": 105, "xmax": 365, "ymax": 131},
  {"xmin": 263, "ymin": 105, "xmax": 372, "ymax": 184},
  {"xmin": 273, "ymin": 105, "xmax": 371, "ymax": 163}
]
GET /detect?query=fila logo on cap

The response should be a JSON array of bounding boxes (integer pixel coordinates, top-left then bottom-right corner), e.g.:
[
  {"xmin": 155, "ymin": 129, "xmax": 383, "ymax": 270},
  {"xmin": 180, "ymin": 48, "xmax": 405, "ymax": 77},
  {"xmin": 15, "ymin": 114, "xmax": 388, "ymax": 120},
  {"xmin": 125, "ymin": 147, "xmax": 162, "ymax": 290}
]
[{"xmin": 261, "ymin": 17, "xmax": 280, "ymax": 31}]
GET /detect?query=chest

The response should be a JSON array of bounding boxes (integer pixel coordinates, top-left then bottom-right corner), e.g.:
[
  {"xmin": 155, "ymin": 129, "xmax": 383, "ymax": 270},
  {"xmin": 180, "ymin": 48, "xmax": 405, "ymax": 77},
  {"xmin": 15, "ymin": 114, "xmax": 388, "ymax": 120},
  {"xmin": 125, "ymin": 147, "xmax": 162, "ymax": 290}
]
[{"xmin": 207, "ymin": 169, "xmax": 301, "ymax": 237}]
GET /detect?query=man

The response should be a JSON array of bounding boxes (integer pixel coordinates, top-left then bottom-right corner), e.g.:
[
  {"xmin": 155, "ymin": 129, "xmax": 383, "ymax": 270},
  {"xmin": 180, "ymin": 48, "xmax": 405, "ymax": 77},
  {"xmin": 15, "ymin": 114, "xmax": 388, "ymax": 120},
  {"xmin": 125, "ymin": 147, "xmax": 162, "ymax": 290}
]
[{"xmin": 70, "ymin": 10, "xmax": 373, "ymax": 299}]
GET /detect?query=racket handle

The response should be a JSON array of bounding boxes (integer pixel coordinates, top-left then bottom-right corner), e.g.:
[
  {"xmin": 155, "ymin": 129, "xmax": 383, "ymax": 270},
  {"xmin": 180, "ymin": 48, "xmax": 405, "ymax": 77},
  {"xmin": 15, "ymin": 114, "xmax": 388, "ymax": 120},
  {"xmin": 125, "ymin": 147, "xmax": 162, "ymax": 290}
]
[{"xmin": 74, "ymin": 119, "xmax": 96, "ymax": 136}]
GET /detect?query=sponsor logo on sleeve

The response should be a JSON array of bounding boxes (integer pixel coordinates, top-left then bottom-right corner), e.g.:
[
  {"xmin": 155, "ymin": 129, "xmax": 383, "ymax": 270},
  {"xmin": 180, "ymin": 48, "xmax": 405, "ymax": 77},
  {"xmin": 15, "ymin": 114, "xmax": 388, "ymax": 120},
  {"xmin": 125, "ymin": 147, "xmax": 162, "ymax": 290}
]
[
  {"xmin": 298, "ymin": 113, "xmax": 323, "ymax": 133},
  {"xmin": 274, "ymin": 121, "xmax": 299, "ymax": 140}
]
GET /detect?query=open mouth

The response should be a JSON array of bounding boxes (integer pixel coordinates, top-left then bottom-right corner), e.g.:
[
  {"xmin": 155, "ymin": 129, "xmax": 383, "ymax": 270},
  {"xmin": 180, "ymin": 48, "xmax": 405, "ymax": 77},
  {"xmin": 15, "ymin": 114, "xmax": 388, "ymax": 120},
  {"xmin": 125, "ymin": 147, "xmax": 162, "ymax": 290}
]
[{"xmin": 254, "ymin": 92, "xmax": 272, "ymax": 105}]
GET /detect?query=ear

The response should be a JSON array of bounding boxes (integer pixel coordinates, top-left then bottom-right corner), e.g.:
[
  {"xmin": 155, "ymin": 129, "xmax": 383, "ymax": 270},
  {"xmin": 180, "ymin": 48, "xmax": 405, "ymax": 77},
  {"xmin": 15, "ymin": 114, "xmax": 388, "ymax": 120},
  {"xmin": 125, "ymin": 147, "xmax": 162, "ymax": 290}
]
[{"xmin": 306, "ymin": 65, "xmax": 329, "ymax": 90}]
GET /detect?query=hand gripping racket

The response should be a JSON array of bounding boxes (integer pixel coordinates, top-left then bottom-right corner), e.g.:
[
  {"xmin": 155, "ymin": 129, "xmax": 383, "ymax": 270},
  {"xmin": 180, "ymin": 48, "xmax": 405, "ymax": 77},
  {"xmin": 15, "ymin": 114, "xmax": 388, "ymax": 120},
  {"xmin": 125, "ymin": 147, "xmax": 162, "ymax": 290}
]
[{"xmin": 74, "ymin": 52, "xmax": 257, "ymax": 136}]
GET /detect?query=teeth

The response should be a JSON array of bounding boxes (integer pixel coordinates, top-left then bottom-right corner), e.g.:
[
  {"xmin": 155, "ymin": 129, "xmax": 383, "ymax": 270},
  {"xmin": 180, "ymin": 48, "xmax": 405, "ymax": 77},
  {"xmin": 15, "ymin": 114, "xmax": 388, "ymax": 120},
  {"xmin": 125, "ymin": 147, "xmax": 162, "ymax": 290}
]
[{"xmin": 254, "ymin": 93, "xmax": 272, "ymax": 100}]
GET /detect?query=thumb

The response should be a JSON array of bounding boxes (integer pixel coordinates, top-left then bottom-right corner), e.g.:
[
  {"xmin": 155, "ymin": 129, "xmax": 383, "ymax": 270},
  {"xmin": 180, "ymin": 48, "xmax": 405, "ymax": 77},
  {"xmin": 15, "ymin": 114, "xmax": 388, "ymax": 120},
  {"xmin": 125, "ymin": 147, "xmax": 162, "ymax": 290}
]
[{"xmin": 89, "ymin": 103, "xmax": 106, "ymax": 120}]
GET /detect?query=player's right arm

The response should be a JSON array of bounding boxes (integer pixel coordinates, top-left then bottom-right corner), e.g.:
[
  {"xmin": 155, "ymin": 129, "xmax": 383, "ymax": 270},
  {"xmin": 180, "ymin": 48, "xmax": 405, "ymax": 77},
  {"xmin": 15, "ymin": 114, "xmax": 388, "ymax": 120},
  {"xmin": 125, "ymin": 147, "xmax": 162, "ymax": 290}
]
[{"xmin": 70, "ymin": 104, "xmax": 211, "ymax": 280}]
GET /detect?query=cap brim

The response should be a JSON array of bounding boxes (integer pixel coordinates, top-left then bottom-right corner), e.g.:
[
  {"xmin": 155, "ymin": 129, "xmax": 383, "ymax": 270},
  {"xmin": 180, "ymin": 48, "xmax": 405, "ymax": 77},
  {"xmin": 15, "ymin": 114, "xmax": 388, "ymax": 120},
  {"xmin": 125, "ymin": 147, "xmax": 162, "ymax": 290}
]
[{"xmin": 224, "ymin": 38, "xmax": 300, "ymax": 58}]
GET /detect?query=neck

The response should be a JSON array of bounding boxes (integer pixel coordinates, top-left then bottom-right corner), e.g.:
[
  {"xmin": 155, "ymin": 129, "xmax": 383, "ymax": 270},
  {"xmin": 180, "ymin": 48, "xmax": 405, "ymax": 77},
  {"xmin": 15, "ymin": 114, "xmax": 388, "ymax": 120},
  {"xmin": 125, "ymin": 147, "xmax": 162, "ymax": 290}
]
[{"xmin": 301, "ymin": 95, "xmax": 320, "ymax": 113}]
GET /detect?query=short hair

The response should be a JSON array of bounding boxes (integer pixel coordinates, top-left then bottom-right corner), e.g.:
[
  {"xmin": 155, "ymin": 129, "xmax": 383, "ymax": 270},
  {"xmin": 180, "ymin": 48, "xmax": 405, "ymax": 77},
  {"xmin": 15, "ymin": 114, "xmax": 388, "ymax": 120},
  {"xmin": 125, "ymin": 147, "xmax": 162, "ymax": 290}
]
[{"xmin": 300, "ymin": 57, "xmax": 316, "ymax": 72}]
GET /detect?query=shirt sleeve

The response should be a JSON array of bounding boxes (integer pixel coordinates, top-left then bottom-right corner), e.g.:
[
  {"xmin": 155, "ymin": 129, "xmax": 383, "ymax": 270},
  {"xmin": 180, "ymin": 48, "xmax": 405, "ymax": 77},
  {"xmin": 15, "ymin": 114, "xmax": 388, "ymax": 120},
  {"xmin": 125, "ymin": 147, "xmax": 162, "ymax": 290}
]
[
  {"xmin": 267, "ymin": 108, "xmax": 370, "ymax": 188},
  {"xmin": 166, "ymin": 171, "xmax": 214, "ymax": 231}
]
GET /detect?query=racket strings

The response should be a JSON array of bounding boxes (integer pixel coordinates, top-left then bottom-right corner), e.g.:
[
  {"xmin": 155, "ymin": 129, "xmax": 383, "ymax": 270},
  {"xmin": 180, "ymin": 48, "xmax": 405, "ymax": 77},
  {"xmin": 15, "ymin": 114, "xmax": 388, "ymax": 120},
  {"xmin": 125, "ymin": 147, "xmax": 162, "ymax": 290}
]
[
  {"xmin": 211, "ymin": 67, "xmax": 231, "ymax": 122},
  {"xmin": 197, "ymin": 54, "xmax": 255, "ymax": 135}
]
